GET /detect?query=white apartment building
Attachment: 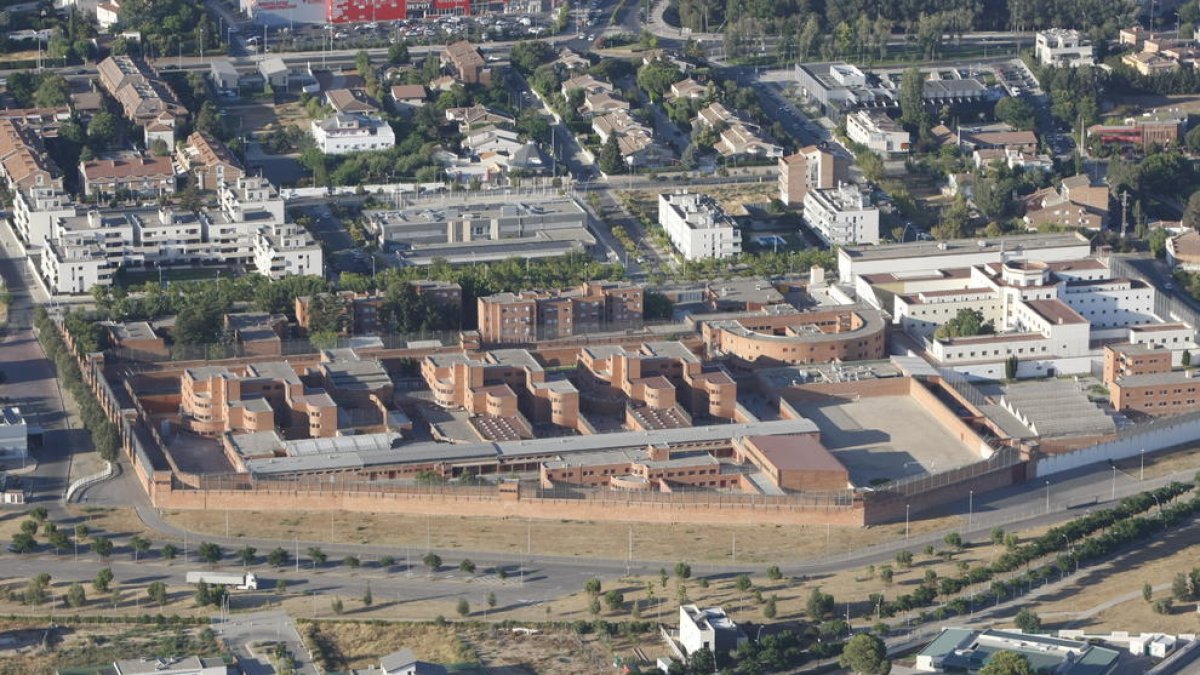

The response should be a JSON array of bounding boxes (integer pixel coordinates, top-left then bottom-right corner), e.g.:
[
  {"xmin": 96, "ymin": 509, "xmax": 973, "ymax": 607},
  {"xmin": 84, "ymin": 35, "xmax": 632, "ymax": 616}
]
[
  {"xmin": 311, "ymin": 113, "xmax": 396, "ymax": 155},
  {"xmin": 12, "ymin": 186, "xmax": 75, "ymax": 245},
  {"xmin": 846, "ymin": 110, "xmax": 910, "ymax": 156},
  {"xmin": 802, "ymin": 182, "xmax": 880, "ymax": 245},
  {"xmin": 0, "ymin": 407, "xmax": 28, "ymax": 462},
  {"xmin": 658, "ymin": 191, "xmax": 741, "ymax": 261},
  {"xmin": 252, "ymin": 223, "xmax": 323, "ymax": 279},
  {"xmin": 1036, "ymin": 28, "xmax": 1095, "ymax": 67},
  {"xmin": 838, "ymin": 232, "xmax": 1093, "ymax": 284},
  {"xmin": 40, "ymin": 233, "xmax": 114, "ymax": 294},
  {"xmin": 219, "ymin": 176, "xmax": 286, "ymax": 224}
]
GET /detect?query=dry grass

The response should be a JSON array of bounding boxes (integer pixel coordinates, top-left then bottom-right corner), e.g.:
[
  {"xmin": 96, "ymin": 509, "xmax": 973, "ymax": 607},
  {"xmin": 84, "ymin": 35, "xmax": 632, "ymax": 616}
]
[
  {"xmin": 1115, "ymin": 442, "xmax": 1200, "ymax": 481},
  {"xmin": 0, "ymin": 618, "xmax": 222, "ymax": 675},
  {"xmin": 301, "ymin": 620, "xmax": 473, "ymax": 670},
  {"xmin": 162, "ymin": 509, "xmax": 964, "ymax": 563}
]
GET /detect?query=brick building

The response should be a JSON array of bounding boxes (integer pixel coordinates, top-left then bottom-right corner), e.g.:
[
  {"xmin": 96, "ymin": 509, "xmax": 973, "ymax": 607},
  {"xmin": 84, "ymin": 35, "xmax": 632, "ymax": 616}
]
[
  {"xmin": 180, "ymin": 362, "xmax": 337, "ymax": 439},
  {"xmin": 1104, "ymin": 342, "xmax": 1200, "ymax": 415},
  {"xmin": 778, "ymin": 146, "xmax": 846, "ymax": 206},
  {"xmin": 476, "ymin": 281, "xmax": 643, "ymax": 344},
  {"xmin": 700, "ymin": 307, "xmax": 887, "ymax": 367}
]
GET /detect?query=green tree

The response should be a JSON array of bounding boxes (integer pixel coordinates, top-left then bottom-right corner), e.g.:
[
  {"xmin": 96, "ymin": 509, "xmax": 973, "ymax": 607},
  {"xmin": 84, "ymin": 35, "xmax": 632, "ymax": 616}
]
[
  {"xmin": 267, "ymin": 547, "xmax": 289, "ymax": 567},
  {"xmin": 20, "ymin": 519, "xmax": 37, "ymax": 536},
  {"xmin": 935, "ymin": 308, "xmax": 995, "ymax": 340},
  {"xmin": 585, "ymin": 577, "xmax": 602, "ymax": 596},
  {"xmin": 1143, "ymin": 581, "xmax": 1153, "ymax": 602},
  {"xmin": 766, "ymin": 565, "xmax": 783, "ymax": 581},
  {"xmin": 147, "ymin": 581, "xmax": 168, "ymax": 606},
  {"xmin": 688, "ymin": 646, "xmax": 716, "ymax": 673},
  {"xmin": 331, "ymin": 596, "xmax": 344, "ymax": 615},
  {"xmin": 899, "ymin": 67, "xmax": 928, "ymax": 131},
  {"xmin": 93, "ymin": 568, "xmax": 114, "ymax": 593},
  {"xmin": 363, "ymin": 583, "xmax": 373, "ymax": 607},
  {"xmin": 458, "ymin": 559, "xmax": 476, "ymax": 573},
  {"xmin": 603, "ymin": 589, "xmax": 624, "ymax": 611},
  {"xmin": 308, "ymin": 547, "xmax": 327, "ymax": 567},
  {"xmin": 379, "ymin": 555, "xmax": 395, "ymax": 568},
  {"xmin": 763, "ymin": 595, "xmax": 778, "ymax": 619},
  {"xmin": 91, "ymin": 537, "xmax": 114, "ymax": 559},
  {"xmin": 840, "ymin": 632, "xmax": 891, "ymax": 674},
  {"xmin": 1184, "ymin": 351, "xmax": 1193, "ymax": 368},
  {"xmin": 162, "ymin": 543, "xmax": 178, "ymax": 560},
  {"xmin": 87, "ymin": 111, "xmax": 120, "ymax": 149},
  {"xmin": 806, "ymin": 587, "xmax": 835, "ymax": 619},
  {"xmin": 48, "ymin": 529, "xmax": 70, "ymax": 554},
  {"xmin": 636, "ymin": 60, "xmax": 683, "ymax": 101},
  {"xmin": 198, "ymin": 542, "xmax": 222, "ymax": 564},
  {"xmin": 895, "ymin": 550, "xmax": 914, "ymax": 568},
  {"xmin": 64, "ymin": 583, "xmax": 86, "ymax": 608},
  {"xmin": 979, "ymin": 651, "xmax": 1034, "ymax": 675},
  {"xmin": 880, "ymin": 566, "xmax": 894, "ymax": 585},
  {"xmin": 33, "ymin": 74, "xmax": 71, "ymax": 108},
  {"xmin": 994, "ymin": 96, "xmax": 1036, "ymax": 130},
  {"xmin": 29, "ymin": 507, "xmax": 47, "ymax": 522},
  {"xmin": 237, "ymin": 546, "xmax": 257, "ymax": 567},
  {"xmin": 944, "ymin": 532, "xmax": 964, "ymax": 549},
  {"xmin": 598, "ymin": 134, "xmax": 624, "ymax": 175},
  {"xmin": 487, "ymin": 591, "xmax": 497, "ymax": 610},
  {"xmin": 10, "ymin": 532, "xmax": 35, "ymax": 553},
  {"xmin": 1183, "ymin": 191, "xmax": 1200, "ymax": 231},
  {"xmin": 1014, "ymin": 608, "xmax": 1042, "ymax": 633},
  {"xmin": 344, "ymin": 555, "xmax": 361, "ymax": 569},
  {"xmin": 423, "ymin": 552, "xmax": 442, "ymax": 572},
  {"xmin": 735, "ymin": 574, "xmax": 753, "ymax": 592},
  {"xmin": 130, "ymin": 536, "xmax": 151, "ymax": 561},
  {"xmin": 674, "ymin": 562, "xmax": 692, "ymax": 579},
  {"xmin": 388, "ymin": 41, "xmax": 410, "ymax": 64},
  {"xmin": 456, "ymin": 597, "xmax": 471, "ymax": 617}
]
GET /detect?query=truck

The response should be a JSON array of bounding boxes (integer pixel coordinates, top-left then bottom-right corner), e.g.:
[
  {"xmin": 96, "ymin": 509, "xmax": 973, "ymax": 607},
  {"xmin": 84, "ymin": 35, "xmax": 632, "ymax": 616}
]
[{"xmin": 185, "ymin": 571, "xmax": 258, "ymax": 590}]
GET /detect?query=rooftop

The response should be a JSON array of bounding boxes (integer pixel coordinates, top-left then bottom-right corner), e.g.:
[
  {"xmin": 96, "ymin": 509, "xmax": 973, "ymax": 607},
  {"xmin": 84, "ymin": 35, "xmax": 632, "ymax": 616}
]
[{"xmin": 841, "ymin": 232, "xmax": 1089, "ymax": 261}]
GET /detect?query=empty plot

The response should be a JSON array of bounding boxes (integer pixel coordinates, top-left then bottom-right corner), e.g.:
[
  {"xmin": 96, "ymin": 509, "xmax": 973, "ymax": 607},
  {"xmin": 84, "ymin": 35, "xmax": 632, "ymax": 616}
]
[{"xmin": 796, "ymin": 395, "xmax": 979, "ymax": 486}]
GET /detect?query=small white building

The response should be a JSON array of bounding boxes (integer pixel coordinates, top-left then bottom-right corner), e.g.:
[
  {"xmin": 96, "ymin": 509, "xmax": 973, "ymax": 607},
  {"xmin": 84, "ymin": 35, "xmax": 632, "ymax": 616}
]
[
  {"xmin": 846, "ymin": 110, "xmax": 910, "ymax": 156},
  {"xmin": 252, "ymin": 222, "xmax": 324, "ymax": 279},
  {"xmin": 802, "ymin": 182, "xmax": 880, "ymax": 245},
  {"xmin": 311, "ymin": 113, "xmax": 396, "ymax": 155},
  {"xmin": 678, "ymin": 604, "xmax": 747, "ymax": 659},
  {"xmin": 95, "ymin": 0, "xmax": 120, "ymax": 33},
  {"xmin": 658, "ymin": 191, "xmax": 741, "ymax": 261},
  {"xmin": 1036, "ymin": 29, "xmax": 1094, "ymax": 67},
  {"xmin": 0, "ymin": 407, "xmax": 28, "ymax": 462}
]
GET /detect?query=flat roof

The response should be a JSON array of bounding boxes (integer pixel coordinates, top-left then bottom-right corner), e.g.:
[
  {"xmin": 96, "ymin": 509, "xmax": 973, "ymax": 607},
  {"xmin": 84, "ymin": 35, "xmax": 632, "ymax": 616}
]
[
  {"xmin": 742, "ymin": 433, "xmax": 845, "ymax": 472},
  {"xmin": 1026, "ymin": 298, "xmax": 1088, "ymax": 325},
  {"xmin": 1117, "ymin": 371, "xmax": 1199, "ymax": 388},
  {"xmin": 841, "ymin": 232, "xmax": 1089, "ymax": 261}
]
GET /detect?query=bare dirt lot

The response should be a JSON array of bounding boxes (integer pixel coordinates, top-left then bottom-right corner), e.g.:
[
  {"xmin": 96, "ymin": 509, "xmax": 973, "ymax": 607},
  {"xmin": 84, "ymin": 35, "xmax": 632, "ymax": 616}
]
[{"xmin": 795, "ymin": 395, "xmax": 979, "ymax": 485}]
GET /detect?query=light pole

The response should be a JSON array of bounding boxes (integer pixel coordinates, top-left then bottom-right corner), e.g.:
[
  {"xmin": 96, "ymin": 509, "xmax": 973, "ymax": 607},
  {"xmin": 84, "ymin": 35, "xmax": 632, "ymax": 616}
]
[
  {"xmin": 1111, "ymin": 465, "xmax": 1117, "ymax": 500},
  {"xmin": 905, "ymin": 504, "xmax": 910, "ymax": 539},
  {"xmin": 1044, "ymin": 480, "xmax": 1051, "ymax": 514},
  {"xmin": 1140, "ymin": 448, "xmax": 1145, "ymax": 481},
  {"xmin": 968, "ymin": 490, "xmax": 974, "ymax": 528}
]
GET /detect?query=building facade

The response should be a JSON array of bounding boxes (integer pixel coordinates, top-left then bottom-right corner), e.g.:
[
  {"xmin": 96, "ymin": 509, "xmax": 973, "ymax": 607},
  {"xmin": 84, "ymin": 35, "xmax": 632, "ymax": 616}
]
[
  {"xmin": 658, "ymin": 191, "xmax": 741, "ymax": 261},
  {"xmin": 802, "ymin": 183, "xmax": 880, "ymax": 245}
]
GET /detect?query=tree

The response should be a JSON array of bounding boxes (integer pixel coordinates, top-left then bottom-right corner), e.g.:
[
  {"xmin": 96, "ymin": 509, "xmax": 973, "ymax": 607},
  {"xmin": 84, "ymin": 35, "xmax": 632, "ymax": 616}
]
[
  {"xmin": 66, "ymin": 583, "xmax": 87, "ymax": 608},
  {"xmin": 944, "ymin": 532, "xmax": 964, "ymax": 549},
  {"xmin": 636, "ymin": 60, "xmax": 683, "ymax": 101},
  {"xmin": 1005, "ymin": 355, "xmax": 1019, "ymax": 380},
  {"xmin": 588, "ymin": 597, "xmax": 602, "ymax": 616},
  {"xmin": 87, "ymin": 111, "xmax": 120, "ymax": 149},
  {"xmin": 735, "ymin": 574, "xmax": 753, "ymax": 592},
  {"xmin": 345, "ymin": 555, "xmax": 360, "ymax": 569},
  {"xmin": 267, "ymin": 547, "xmax": 289, "ymax": 567},
  {"xmin": 880, "ymin": 566, "xmax": 894, "ymax": 585},
  {"xmin": 24, "ymin": 579, "xmax": 47, "ymax": 606},
  {"xmin": 48, "ymin": 529, "xmax": 70, "ymax": 554},
  {"xmin": 994, "ymin": 96, "xmax": 1036, "ymax": 130},
  {"xmin": 979, "ymin": 651, "xmax": 1034, "ymax": 675},
  {"xmin": 1173, "ymin": 572, "xmax": 1191, "ymax": 600},
  {"xmin": 93, "ymin": 568, "xmax": 114, "ymax": 593},
  {"xmin": 423, "ymin": 552, "xmax": 442, "ymax": 572},
  {"xmin": 674, "ymin": 562, "xmax": 692, "ymax": 579},
  {"xmin": 1186, "ymin": 125, "xmax": 1200, "ymax": 154},
  {"xmin": 331, "ymin": 596, "xmax": 344, "ymax": 615},
  {"xmin": 895, "ymin": 550, "xmax": 914, "ymax": 568},
  {"xmin": 899, "ymin": 67, "xmax": 928, "ymax": 131},
  {"xmin": 991, "ymin": 527, "xmax": 1006, "ymax": 545},
  {"xmin": 1184, "ymin": 191, "xmax": 1200, "ymax": 231},
  {"xmin": 1014, "ymin": 608, "xmax": 1042, "ymax": 633},
  {"xmin": 763, "ymin": 595, "xmax": 778, "ymax": 619},
  {"xmin": 379, "ymin": 555, "xmax": 395, "ymax": 568},
  {"xmin": 363, "ymin": 583, "xmax": 373, "ymax": 607},
  {"xmin": 162, "ymin": 543, "xmax": 178, "ymax": 560},
  {"xmin": 806, "ymin": 587, "xmax": 835, "ymax": 619},
  {"xmin": 936, "ymin": 309, "xmax": 995, "ymax": 340},
  {"xmin": 456, "ymin": 597, "xmax": 471, "ymax": 617},
  {"xmin": 34, "ymin": 74, "xmax": 71, "ymax": 108},
  {"xmin": 388, "ymin": 41, "xmax": 410, "ymax": 64},
  {"xmin": 840, "ymin": 633, "xmax": 891, "ymax": 674},
  {"xmin": 688, "ymin": 646, "xmax": 716, "ymax": 673},
  {"xmin": 603, "ymin": 589, "xmax": 624, "ymax": 611},
  {"xmin": 20, "ymin": 519, "xmax": 37, "ymax": 536},
  {"xmin": 198, "ymin": 542, "xmax": 222, "ymax": 564},
  {"xmin": 487, "ymin": 591, "xmax": 497, "ymax": 610},
  {"xmin": 130, "ymin": 536, "xmax": 151, "ymax": 561},
  {"xmin": 237, "ymin": 546, "xmax": 257, "ymax": 567},
  {"xmin": 91, "ymin": 537, "xmax": 114, "ymax": 559},
  {"xmin": 29, "ymin": 507, "xmax": 48, "ymax": 522},
  {"xmin": 276, "ymin": 579, "xmax": 287, "ymax": 595},
  {"xmin": 147, "ymin": 581, "xmax": 168, "ymax": 606},
  {"xmin": 585, "ymin": 577, "xmax": 602, "ymax": 596},
  {"xmin": 10, "ymin": 532, "xmax": 35, "ymax": 553},
  {"xmin": 598, "ymin": 134, "xmax": 624, "ymax": 175},
  {"xmin": 308, "ymin": 547, "xmax": 327, "ymax": 567},
  {"xmin": 1143, "ymin": 581, "xmax": 1153, "ymax": 602}
]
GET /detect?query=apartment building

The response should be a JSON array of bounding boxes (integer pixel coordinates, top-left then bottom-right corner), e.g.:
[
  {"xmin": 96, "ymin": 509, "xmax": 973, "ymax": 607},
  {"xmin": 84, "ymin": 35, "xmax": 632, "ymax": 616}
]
[
  {"xmin": 441, "ymin": 40, "xmax": 491, "ymax": 85},
  {"xmin": 96, "ymin": 55, "xmax": 186, "ymax": 144},
  {"xmin": 802, "ymin": 182, "xmax": 880, "ymax": 245},
  {"xmin": 695, "ymin": 102, "xmax": 782, "ymax": 159},
  {"xmin": 79, "ymin": 155, "xmax": 176, "ymax": 198},
  {"xmin": 476, "ymin": 280, "xmax": 644, "ymax": 344},
  {"xmin": 180, "ymin": 362, "xmax": 338, "ymax": 439},
  {"xmin": 252, "ymin": 222, "xmax": 323, "ymax": 279},
  {"xmin": 311, "ymin": 113, "xmax": 396, "ymax": 155},
  {"xmin": 778, "ymin": 146, "xmax": 847, "ymax": 205},
  {"xmin": 1104, "ymin": 342, "xmax": 1200, "ymax": 415},
  {"xmin": 846, "ymin": 110, "xmax": 910, "ymax": 156},
  {"xmin": 1035, "ymin": 28, "xmax": 1095, "ymax": 67},
  {"xmin": 658, "ymin": 191, "xmax": 741, "ymax": 261},
  {"xmin": 175, "ymin": 131, "xmax": 245, "ymax": 191}
]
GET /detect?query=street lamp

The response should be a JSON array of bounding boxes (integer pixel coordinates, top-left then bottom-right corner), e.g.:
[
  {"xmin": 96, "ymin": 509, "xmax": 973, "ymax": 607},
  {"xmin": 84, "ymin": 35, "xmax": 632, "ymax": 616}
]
[
  {"xmin": 1140, "ymin": 448, "xmax": 1145, "ymax": 481},
  {"xmin": 905, "ymin": 503, "xmax": 911, "ymax": 539},
  {"xmin": 968, "ymin": 489, "xmax": 974, "ymax": 528},
  {"xmin": 1044, "ymin": 480, "xmax": 1051, "ymax": 515},
  {"xmin": 1111, "ymin": 465, "xmax": 1117, "ymax": 500}
]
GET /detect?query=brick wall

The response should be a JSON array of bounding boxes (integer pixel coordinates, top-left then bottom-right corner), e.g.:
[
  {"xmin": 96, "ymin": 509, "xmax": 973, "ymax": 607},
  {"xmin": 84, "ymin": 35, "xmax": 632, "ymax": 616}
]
[{"xmin": 864, "ymin": 462, "xmax": 1027, "ymax": 524}]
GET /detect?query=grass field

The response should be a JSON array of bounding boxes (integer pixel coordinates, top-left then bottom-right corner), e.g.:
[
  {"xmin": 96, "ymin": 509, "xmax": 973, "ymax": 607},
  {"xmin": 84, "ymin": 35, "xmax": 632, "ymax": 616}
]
[{"xmin": 162, "ymin": 509, "xmax": 964, "ymax": 564}]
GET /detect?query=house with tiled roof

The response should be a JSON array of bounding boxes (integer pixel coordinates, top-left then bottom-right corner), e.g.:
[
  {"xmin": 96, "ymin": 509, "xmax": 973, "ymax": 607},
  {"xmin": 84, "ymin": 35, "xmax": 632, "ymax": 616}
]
[
  {"xmin": 176, "ymin": 131, "xmax": 245, "ymax": 191},
  {"xmin": 79, "ymin": 154, "xmax": 176, "ymax": 198}
]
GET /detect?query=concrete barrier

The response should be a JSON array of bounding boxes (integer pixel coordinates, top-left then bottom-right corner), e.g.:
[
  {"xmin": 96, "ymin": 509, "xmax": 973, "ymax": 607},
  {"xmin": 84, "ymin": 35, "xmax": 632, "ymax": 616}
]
[{"xmin": 64, "ymin": 460, "xmax": 113, "ymax": 502}]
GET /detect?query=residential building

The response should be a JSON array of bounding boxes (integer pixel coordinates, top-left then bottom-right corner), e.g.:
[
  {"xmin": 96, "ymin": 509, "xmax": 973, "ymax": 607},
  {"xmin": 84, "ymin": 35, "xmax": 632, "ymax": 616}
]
[
  {"xmin": 1036, "ymin": 28, "xmax": 1095, "ymax": 67},
  {"xmin": 108, "ymin": 656, "xmax": 233, "ymax": 675},
  {"xmin": 592, "ymin": 110, "xmax": 672, "ymax": 167},
  {"xmin": 778, "ymin": 146, "xmax": 847, "ymax": 205},
  {"xmin": 445, "ymin": 105, "xmax": 515, "ymax": 132},
  {"xmin": 95, "ymin": 55, "xmax": 186, "ymax": 144},
  {"xmin": 668, "ymin": 77, "xmax": 709, "ymax": 101},
  {"xmin": 659, "ymin": 191, "xmax": 741, "ymax": 261},
  {"xmin": 700, "ymin": 306, "xmax": 887, "ymax": 366},
  {"xmin": 679, "ymin": 605, "xmax": 747, "ymax": 659},
  {"xmin": 0, "ymin": 118, "xmax": 63, "ymax": 195},
  {"xmin": 389, "ymin": 84, "xmax": 427, "ymax": 113},
  {"xmin": 956, "ymin": 126, "xmax": 1039, "ymax": 153},
  {"xmin": 916, "ymin": 628, "xmax": 1119, "ymax": 674},
  {"xmin": 176, "ymin": 131, "xmax": 245, "ymax": 191},
  {"xmin": 325, "ymin": 88, "xmax": 380, "ymax": 115},
  {"xmin": 209, "ymin": 59, "xmax": 240, "ymax": 94},
  {"xmin": 846, "ymin": 110, "xmax": 910, "ymax": 156},
  {"xmin": 802, "ymin": 182, "xmax": 880, "ymax": 245},
  {"xmin": 1023, "ymin": 174, "xmax": 1110, "ymax": 231},
  {"xmin": 0, "ymin": 106, "xmax": 71, "ymax": 137},
  {"xmin": 1, "ymin": 472, "xmax": 26, "ymax": 504},
  {"xmin": 225, "ymin": 312, "xmax": 288, "ymax": 357},
  {"xmin": 79, "ymin": 154, "xmax": 176, "ymax": 198},
  {"xmin": 441, "ymin": 40, "xmax": 490, "ymax": 85},
  {"xmin": 1105, "ymin": 343, "xmax": 1200, "ymax": 416},
  {"xmin": 367, "ymin": 648, "xmax": 447, "ymax": 675},
  {"xmin": 252, "ymin": 222, "xmax": 323, "ymax": 279},
  {"xmin": 181, "ymin": 362, "xmax": 338, "ymax": 439},
  {"xmin": 0, "ymin": 407, "xmax": 28, "ymax": 462},
  {"xmin": 1121, "ymin": 51, "xmax": 1180, "ymax": 75},
  {"xmin": 12, "ymin": 186, "xmax": 74, "ymax": 245},
  {"xmin": 1167, "ymin": 229, "xmax": 1200, "ymax": 270},
  {"xmin": 259, "ymin": 56, "xmax": 290, "ymax": 90},
  {"xmin": 561, "ymin": 73, "xmax": 613, "ymax": 97},
  {"xmin": 95, "ymin": 0, "xmax": 120, "ymax": 32},
  {"xmin": 311, "ymin": 113, "xmax": 396, "ymax": 154},
  {"xmin": 714, "ymin": 121, "xmax": 782, "ymax": 159},
  {"xmin": 552, "ymin": 48, "xmax": 590, "ymax": 73},
  {"xmin": 476, "ymin": 281, "xmax": 644, "ymax": 344},
  {"xmin": 580, "ymin": 91, "xmax": 630, "ymax": 117}
]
